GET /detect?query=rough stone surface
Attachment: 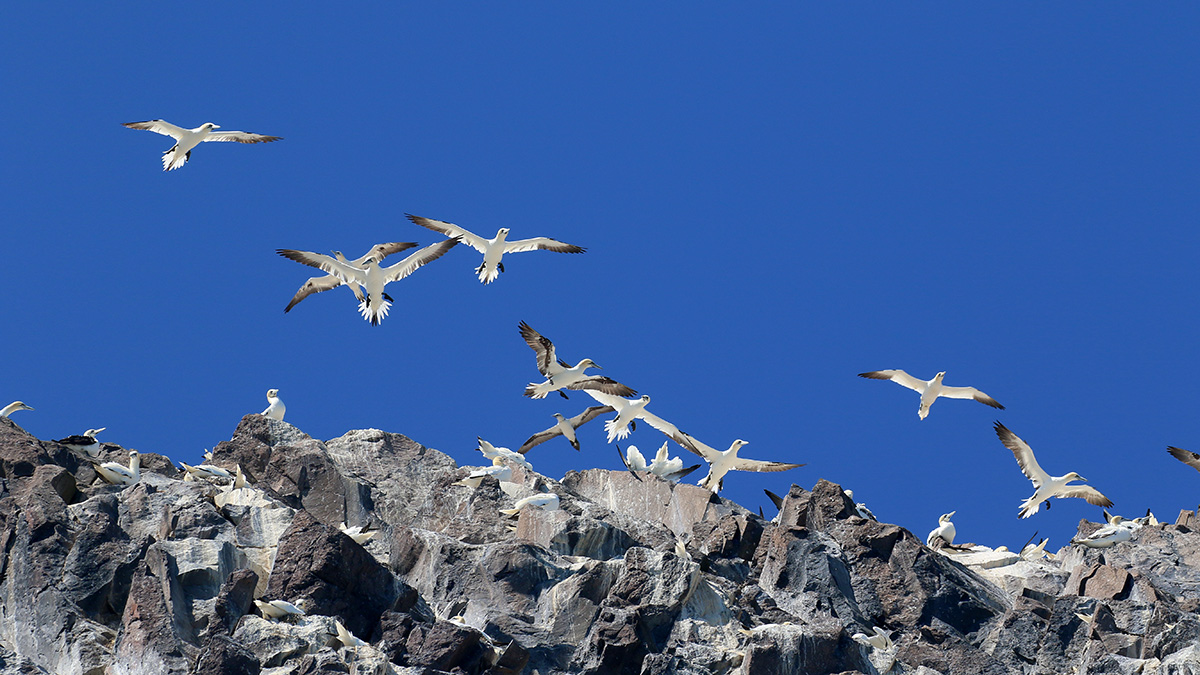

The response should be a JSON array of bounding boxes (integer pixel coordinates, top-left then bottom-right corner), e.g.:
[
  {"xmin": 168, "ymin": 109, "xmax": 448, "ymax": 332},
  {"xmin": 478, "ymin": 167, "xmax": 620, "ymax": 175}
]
[{"xmin": 3, "ymin": 416, "xmax": 1200, "ymax": 674}]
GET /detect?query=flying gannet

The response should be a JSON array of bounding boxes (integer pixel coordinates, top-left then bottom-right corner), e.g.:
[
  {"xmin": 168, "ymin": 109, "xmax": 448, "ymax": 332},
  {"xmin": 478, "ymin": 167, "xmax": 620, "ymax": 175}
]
[
  {"xmin": 1168, "ymin": 446, "xmax": 1200, "ymax": 475},
  {"xmin": 519, "ymin": 322, "xmax": 636, "ymax": 400},
  {"xmin": 477, "ymin": 438, "xmax": 533, "ymax": 471},
  {"xmin": 1070, "ymin": 517, "xmax": 1136, "ymax": 549},
  {"xmin": 858, "ymin": 370, "xmax": 1004, "ymax": 420},
  {"xmin": 0, "ymin": 402, "xmax": 33, "ymax": 418},
  {"xmin": 518, "ymin": 406, "xmax": 614, "ymax": 454},
  {"xmin": 582, "ymin": 392, "xmax": 681, "ymax": 443},
  {"xmin": 283, "ymin": 242, "xmax": 419, "ymax": 313},
  {"xmin": 499, "ymin": 492, "xmax": 560, "ymax": 516},
  {"xmin": 926, "ymin": 512, "xmax": 956, "ymax": 548},
  {"xmin": 616, "ymin": 443, "xmax": 701, "ymax": 483},
  {"xmin": 95, "ymin": 450, "xmax": 140, "ymax": 486},
  {"xmin": 254, "ymin": 599, "xmax": 305, "ymax": 621},
  {"xmin": 667, "ymin": 431, "xmax": 804, "ymax": 493},
  {"xmin": 406, "ymin": 214, "xmax": 585, "ymax": 284},
  {"xmin": 994, "ymin": 421, "xmax": 1113, "ymax": 519},
  {"xmin": 56, "ymin": 428, "xmax": 106, "ymax": 458},
  {"xmin": 122, "ymin": 120, "xmax": 281, "ymax": 171},
  {"xmin": 262, "ymin": 389, "xmax": 285, "ymax": 421},
  {"xmin": 278, "ymin": 238, "xmax": 459, "ymax": 325}
]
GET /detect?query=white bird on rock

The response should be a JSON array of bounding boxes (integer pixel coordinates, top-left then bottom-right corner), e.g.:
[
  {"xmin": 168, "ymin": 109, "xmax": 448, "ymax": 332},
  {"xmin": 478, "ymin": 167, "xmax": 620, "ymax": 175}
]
[
  {"xmin": 994, "ymin": 422, "xmax": 1113, "ymax": 519},
  {"xmin": 407, "ymin": 214, "xmax": 585, "ymax": 284},
  {"xmin": 262, "ymin": 389, "xmax": 285, "ymax": 421},
  {"xmin": 926, "ymin": 511, "xmax": 956, "ymax": 548},
  {"xmin": 0, "ymin": 402, "xmax": 33, "ymax": 418},
  {"xmin": 56, "ymin": 428, "xmax": 106, "ymax": 458},
  {"xmin": 334, "ymin": 619, "xmax": 369, "ymax": 653},
  {"xmin": 518, "ymin": 406, "xmax": 613, "ymax": 454},
  {"xmin": 668, "ymin": 431, "xmax": 804, "ymax": 493},
  {"xmin": 844, "ymin": 490, "xmax": 877, "ymax": 521},
  {"xmin": 499, "ymin": 492, "xmax": 560, "ymax": 516},
  {"xmin": 858, "ymin": 369, "xmax": 1004, "ymax": 420},
  {"xmin": 339, "ymin": 523, "xmax": 376, "ymax": 545},
  {"xmin": 122, "ymin": 119, "xmax": 281, "ymax": 171},
  {"xmin": 1070, "ymin": 517, "xmax": 1136, "ymax": 549},
  {"xmin": 476, "ymin": 438, "xmax": 533, "ymax": 471},
  {"xmin": 453, "ymin": 464, "xmax": 514, "ymax": 489},
  {"xmin": 519, "ymin": 322, "xmax": 636, "ymax": 400},
  {"xmin": 254, "ymin": 599, "xmax": 305, "ymax": 620},
  {"xmin": 180, "ymin": 462, "xmax": 233, "ymax": 483},
  {"xmin": 95, "ymin": 450, "xmax": 141, "ymax": 486},
  {"xmin": 278, "ymin": 239, "xmax": 459, "ymax": 325},
  {"xmin": 283, "ymin": 243, "xmax": 420, "ymax": 313}
]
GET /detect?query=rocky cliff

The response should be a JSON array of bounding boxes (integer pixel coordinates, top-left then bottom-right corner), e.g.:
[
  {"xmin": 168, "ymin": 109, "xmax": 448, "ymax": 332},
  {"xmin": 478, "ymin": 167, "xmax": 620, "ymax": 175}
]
[{"xmin": 0, "ymin": 414, "xmax": 1197, "ymax": 675}]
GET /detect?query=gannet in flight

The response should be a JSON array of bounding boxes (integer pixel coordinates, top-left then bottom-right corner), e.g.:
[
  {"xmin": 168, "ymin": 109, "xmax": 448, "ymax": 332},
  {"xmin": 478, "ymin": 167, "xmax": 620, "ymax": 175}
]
[
  {"xmin": 994, "ymin": 421, "xmax": 1113, "ymax": 518},
  {"xmin": 56, "ymin": 428, "xmax": 106, "ymax": 458},
  {"xmin": 926, "ymin": 511, "xmax": 956, "ymax": 548},
  {"xmin": 254, "ymin": 599, "xmax": 305, "ymax": 620},
  {"xmin": 1168, "ymin": 446, "xmax": 1200, "ymax": 474},
  {"xmin": 406, "ymin": 214, "xmax": 585, "ymax": 284},
  {"xmin": 499, "ymin": 492, "xmax": 560, "ymax": 516},
  {"xmin": 283, "ymin": 242, "xmax": 419, "ymax": 313},
  {"xmin": 667, "ymin": 431, "xmax": 803, "ymax": 493},
  {"xmin": 1070, "ymin": 516, "xmax": 1136, "ymax": 548},
  {"xmin": 476, "ymin": 438, "xmax": 533, "ymax": 471},
  {"xmin": 95, "ymin": 450, "xmax": 140, "ymax": 486},
  {"xmin": 858, "ymin": 370, "xmax": 1004, "ymax": 419},
  {"xmin": 262, "ymin": 389, "xmax": 285, "ymax": 421},
  {"xmin": 278, "ymin": 239, "xmax": 459, "ymax": 325},
  {"xmin": 0, "ymin": 402, "xmax": 33, "ymax": 418},
  {"xmin": 518, "ymin": 406, "xmax": 613, "ymax": 454},
  {"xmin": 617, "ymin": 443, "xmax": 700, "ymax": 482},
  {"xmin": 122, "ymin": 120, "xmax": 281, "ymax": 171},
  {"xmin": 519, "ymin": 322, "xmax": 636, "ymax": 400},
  {"xmin": 583, "ymin": 392, "xmax": 679, "ymax": 443}
]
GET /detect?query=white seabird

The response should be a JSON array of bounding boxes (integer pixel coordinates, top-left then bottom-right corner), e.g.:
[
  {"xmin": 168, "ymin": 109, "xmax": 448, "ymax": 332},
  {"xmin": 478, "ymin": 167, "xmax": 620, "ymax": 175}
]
[
  {"xmin": 334, "ymin": 619, "xmax": 369, "ymax": 653},
  {"xmin": 476, "ymin": 438, "xmax": 533, "ymax": 471},
  {"xmin": 667, "ymin": 431, "xmax": 804, "ymax": 493},
  {"xmin": 844, "ymin": 490, "xmax": 877, "ymax": 521},
  {"xmin": 56, "ymin": 428, "xmax": 106, "ymax": 458},
  {"xmin": 278, "ymin": 239, "xmax": 459, "ymax": 325},
  {"xmin": 0, "ymin": 402, "xmax": 33, "ymax": 418},
  {"xmin": 254, "ymin": 599, "xmax": 305, "ymax": 621},
  {"xmin": 1168, "ymin": 446, "xmax": 1200, "ymax": 475},
  {"xmin": 1020, "ymin": 538, "xmax": 1051, "ymax": 561},
  {"xmin": 616, "ymin": 444, "xmax": 650, "ymax": 477},
  {"xmin": 852, "ymin": 626, "xmax": 894, "ymax": 650},
  {"xmin": 582, "ymin": 392, "xmax": 680, "ymax": 443},
  {"xmin": 994, "ymin": 421, "xmax": 1113, "ymax": 519},
  {"xmin": 180, "ymin": 462, "xmax": 233, "ymax": 483},
  {"xmin": 262, "ymin": 389, "xmax": 285, "ymax": 421},
  {"xmin": 283, "ymin": 242, "xmax": 420, "ymax": 313},
  {"xmin": 519, "ymin": 322, "xmax": 636, "ymax": 400},
  {"xmin": 926, "ymin": 511, "xmax": 956, "ymax": 548},
  {"xmin": 453, "ymin": 464, "xmax": 514, "ymax": 489},
  {"xmin": 518, "ymin": 406, "xmax": 614, "ymax": 454},
  {"xmin": 122, "ymin": 120, "xmax": 281, "ymax": 171},
  {"xmin": 339, "ymin": 522, "xmax": 376, "ymax": 546},
  {"xmin": 500, "ymin": 492, "xmax": 561, "ymax": 516},
  {"xmin": 647, "ymin": 441, "xmax": 702, "ymax": 482},
  {"xmin": 95, "ymin": 450, "xmax": 141, "ymax": 486},
  {"xmin": 1070, "ymin": 516, "xmax": 1136, "ymax": 549},
  {"xmin": 858, "ymin": 370, "xmax": 1004, "ymax": 420},
  {"xmin": 406, "ymin": 214, "xmax": 585, "ymax": 284}
]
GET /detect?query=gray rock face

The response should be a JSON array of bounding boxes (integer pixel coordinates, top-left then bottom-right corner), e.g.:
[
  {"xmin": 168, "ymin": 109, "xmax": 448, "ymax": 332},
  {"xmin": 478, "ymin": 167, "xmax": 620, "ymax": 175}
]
[{"xmin": 3, "ymin": 415, "xmax": 1200, "ymax": 674}]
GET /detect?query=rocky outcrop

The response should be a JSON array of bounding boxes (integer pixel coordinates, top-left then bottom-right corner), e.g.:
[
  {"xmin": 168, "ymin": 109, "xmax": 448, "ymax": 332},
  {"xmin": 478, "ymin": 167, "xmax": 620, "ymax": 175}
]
[{"xmin": 0, "ymin": 413, "xmax": 1199, "ymax": 674}]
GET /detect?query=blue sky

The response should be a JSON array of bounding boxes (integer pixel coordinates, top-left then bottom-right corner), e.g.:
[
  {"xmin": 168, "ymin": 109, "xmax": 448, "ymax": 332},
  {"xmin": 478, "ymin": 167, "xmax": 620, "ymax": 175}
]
[{"xmin": 4, "ymin": 4, "xmax": 1199, "ymax": 551}]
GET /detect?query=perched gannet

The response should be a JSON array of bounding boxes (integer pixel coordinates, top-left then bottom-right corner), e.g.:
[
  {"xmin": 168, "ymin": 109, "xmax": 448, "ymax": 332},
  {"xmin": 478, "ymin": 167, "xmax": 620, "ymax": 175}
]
[
  {"xmin": 668, "ymin": 431, "xmax": 804, "ymax": 493},
  {"xmin": 1168, "ymin": 446, "xmax": 1200, "ymax": 474},
  {"xmin": 122, "ymin": 120, "xmax": 281, "ymax": 171},
  {"xmin": 261, "ymin": 389, "xmax": 285, "ymax": 421},
  {"xmin": 406, "ymin": 214, "xmax": 585, "ymax": 284},
  {"xmin": 852, "ymin": 627, "xmax": 894, "ymax": 650},
  {"xmin": 581, "ymin": 392, "xmax": 680, "ymax": 443},
  {"xmin": 278, "ymin": 239, "xmax": 459, "ymax": 325},
  {"xmin": 858, "ymin": 370, "xmax": 1004, "ymax": 420},
  {"xmin": 95, "ymin": 450, "xmax": 141, "ymax": 486},
  {"xmin": 499, "ymin": 492, "xmax": 560, "ymax": 516},
  {"xmin": 254, "ymin": 599, "xmax": 305, "ymax": 620},
  {"xmin": 180, "ymin": 462, "xmax": 233, "ymax": 483},
  {"xmin": 1020, "ymin": 538, "xmax": 1050, "ymax": 561},
  {"xmin": 0, "ymin": 402, "xmax": 33, "ymax": 418},
  {"xmin": 339, "ymin": 522, "xmax": 376, "ymax": 545},
  {"xmin": 519, "ymin": 322, "xmax": 636, "ymax": 400},
  {"xmin": 232, "ymin": 464, "xmax": 247, "ymax": 489},
  {"xmin": 476, "ymin": 438, "xmax": 533, "ymax": 471},
  {"xmin": 994, "ymin": 422, "xmax": 1113, "ymax": 519},
  {"xmin": 1071, "ymin": 517, "xmax": 1136, "ymax": 549},
  {"xmin": 518, "ymin": 406, "xmax": 613, "ymax": 454},
  {"xmin": 845, "ymin": 490, "xmax": 877, "ymax": 521},
  {"xmin": 283, "ymin": 243, "xmax": 419, "ymax": 313},
  {"xmin": 926, "ymin": 512, "xmax": 956, "ymax": 548},
  {"xmin": 334, "ymin": 619, "xmax": 369, "ymax": 653},
  {"xmin": 647, "ymin": 442, "xmax": 702, "ymax": 482},
  {"xmin": 203, "ymin": 449, "xmax": 214, "ymax": 462},
  {"xmin": 453, "ymin": 464, "xmax": 514, "ymax": 489},
  {"xmin": 56, "ymin": 428, "xmax": 106, "ymax": 458}
]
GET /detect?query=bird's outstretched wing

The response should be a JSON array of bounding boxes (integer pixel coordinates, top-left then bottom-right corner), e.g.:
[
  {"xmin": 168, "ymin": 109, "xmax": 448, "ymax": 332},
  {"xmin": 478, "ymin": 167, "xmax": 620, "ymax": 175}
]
[
  {"xmin": 382, "ymin": 238, "xmax": 460, "ymax": 282},
  {"xmin": 351, "ymin": 242, "xmax": 419, "ymax": 266},
  {"xmin": 284, "ymin": 275, "xmax": 346, "ymax": 312},
  {"xmin": 122, "ymin": 119, "xmax": 186, "ymax": 139},
  {"xmin": 567, "ymin": 376, "xmax": 637, "ymax": 397},
  {"xmin": 1168, "ymin": 446, "xmax": 1200, "ymax": 473},
  {"xmin": 939, "ymin": 385, "xmax": 1004, "ymax": 409},
  {"xmin": 503, "ymin": 237, "xmax": 586, "ymax": 254},
  {"xmin": 519, "ymin": 321, "xmax": 558, "ymax": 376},
  {"xmin": 994, "ymin": 421, "xmax": 1050, "ymax": 487},
  {"xmin": 277, "ymin": 249, "xmax": 366, "ymax": 285},
  {"xmin": 204, "ymin": 130, "xmax": 283, "ymax": 143},
  {"xmin": 730, "ymin": 458, "xmax": 806, "ymax": 473},
  {"xmin": 1056, "ymin": 485, "xmax": 1114, "ymax": 508},
  {"xmin": 859, "ymin": 369, "xmax": 926, "ymax": 393},
  {"xmin": 406, "ymin": 214, "xmax": 490, "ymax": 252}
]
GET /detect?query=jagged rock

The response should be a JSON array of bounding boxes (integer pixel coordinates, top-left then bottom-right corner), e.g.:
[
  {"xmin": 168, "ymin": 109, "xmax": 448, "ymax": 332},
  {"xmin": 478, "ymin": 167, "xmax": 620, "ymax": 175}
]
[
  {"xmin": 206, "ymin": 569, "xmax": 259, "ymax": 640},
  {"xmin": 405, "ymin": 620, "xmax": 481, "ymax": 670},
  {"xmin": 194, "ymin": 634, "xmax": 261, "ymax": 675}
]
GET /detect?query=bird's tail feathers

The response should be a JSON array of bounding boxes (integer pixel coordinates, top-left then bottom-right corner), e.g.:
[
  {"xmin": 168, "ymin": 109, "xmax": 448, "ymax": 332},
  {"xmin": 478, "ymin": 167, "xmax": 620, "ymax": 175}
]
[
  {"xmin": 524, "ymin": 382, "xmax": 549, "ymax": 399},
  {"xmin": 359, "ymin": 298, "xmax": 391, "ymax": 325},
  {"xmin": 604, "ymin": 419, "xmax": 631, "ymax": 443},
  {"xmin": 162, "ymin": 147, "xmax": 189, "ymax": 171}
]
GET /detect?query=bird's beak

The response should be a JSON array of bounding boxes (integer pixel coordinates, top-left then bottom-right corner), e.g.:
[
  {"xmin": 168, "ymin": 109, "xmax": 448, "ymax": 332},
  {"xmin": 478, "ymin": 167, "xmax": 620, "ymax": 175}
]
[
  {"xmin": 948, "ymin": 511, "xmax": 956, "ymax": 518},
  {"xmin": 592, "ymin": 363, "xmax": 603, "ymax": 370}
]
